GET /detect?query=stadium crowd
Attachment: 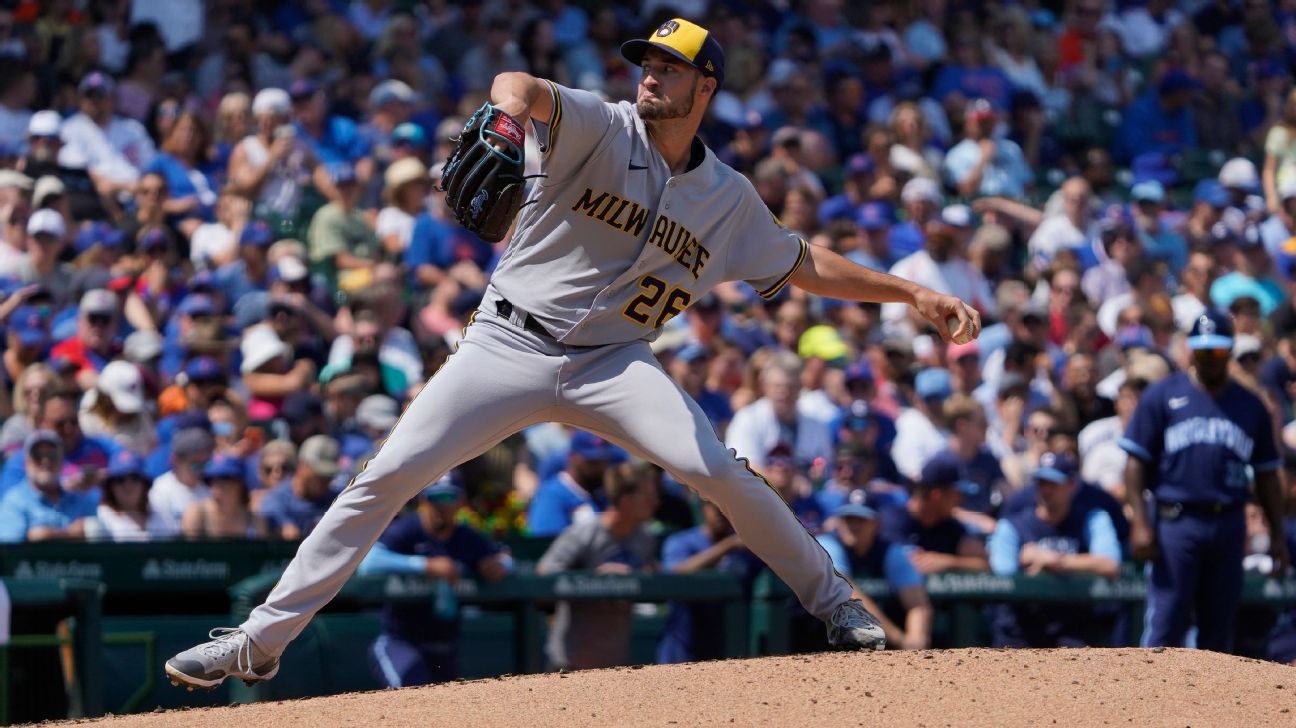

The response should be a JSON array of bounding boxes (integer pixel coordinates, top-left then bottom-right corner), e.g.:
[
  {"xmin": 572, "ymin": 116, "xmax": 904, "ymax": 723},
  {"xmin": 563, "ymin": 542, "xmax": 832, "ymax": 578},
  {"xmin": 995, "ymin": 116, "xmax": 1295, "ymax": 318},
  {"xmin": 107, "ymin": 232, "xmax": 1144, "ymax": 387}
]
[{"xmin": 3, "ymin": 0, "xmax": 1296, "ymax": 677}]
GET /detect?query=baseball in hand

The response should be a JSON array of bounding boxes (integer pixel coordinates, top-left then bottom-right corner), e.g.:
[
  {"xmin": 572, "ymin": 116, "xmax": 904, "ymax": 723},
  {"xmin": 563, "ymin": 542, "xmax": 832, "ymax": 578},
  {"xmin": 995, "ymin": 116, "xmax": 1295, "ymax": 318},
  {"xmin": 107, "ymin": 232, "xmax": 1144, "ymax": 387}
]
[{"xmin": 947, "ymin": 315, "xmax": 976, "ymax": 345}]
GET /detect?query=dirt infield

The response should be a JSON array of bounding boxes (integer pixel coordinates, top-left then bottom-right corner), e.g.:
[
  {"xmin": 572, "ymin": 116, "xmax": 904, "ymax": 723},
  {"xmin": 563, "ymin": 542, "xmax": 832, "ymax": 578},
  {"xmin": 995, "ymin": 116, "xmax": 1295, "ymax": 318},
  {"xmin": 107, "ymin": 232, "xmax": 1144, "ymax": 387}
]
[{"xmin": 64, "ymin": 648, "xmax": 1296, "ymax": 727}]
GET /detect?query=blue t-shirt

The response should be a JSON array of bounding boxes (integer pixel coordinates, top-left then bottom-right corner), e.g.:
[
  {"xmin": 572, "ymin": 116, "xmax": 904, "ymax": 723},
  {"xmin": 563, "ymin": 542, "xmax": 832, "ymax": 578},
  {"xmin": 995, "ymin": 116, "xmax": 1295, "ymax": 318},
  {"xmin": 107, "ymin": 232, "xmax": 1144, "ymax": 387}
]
[
  {"xmin": 816, "ymin": 532, "xmax": 922, "ymax": 591},
  {"xmin": 878, "ymin": 504, "xmax": 969, "ymax": 556},
  {"xmin": 0, "ymin": 435, "xmax": 117, "ymax": 497},
  {"xmin": 695, "ymin": 389, "xmax": 733, "ymax": 431},
  {"xmin": 256, "ymin": 480, "xmax": 340, "ymax": 537},
  {"xmin": 144, "ymin": 152, "xmax": 214, "ymax": 219},
  {"xmin": 0, "ymin": 483, "xmax": 97, "ymax": 542},
  {"xmin": 298, "ymin": 116, "xmax": 372, "ymax": 168},
  {"xmin": 1003, "ymin": 480, "xmax": 1130, "ymax": 548},
  {"xmin": 888, "ymin": 221, "xmax": 925, "ymax": 261},
  {"xmin": 656, "ymin": 527, "xmax": 764, "ymax": 664},
  {"xmin": 1120, "ymin": 372, "xmax": 1279, "ymax": 505},
  {"xmin": 526, "ymin": 472, "xmax": 599, "ymax": 537},
  {"xmin": 930, "ymin": 65, "xmax": 1014, "ymax": 110},
  {"xmin": 1114, "ymin": 92, "xmax": 1198, "ymax": 163},
  {"xmin": 365, "ymin": 514, "xmax": 502, "ymax": 643}
]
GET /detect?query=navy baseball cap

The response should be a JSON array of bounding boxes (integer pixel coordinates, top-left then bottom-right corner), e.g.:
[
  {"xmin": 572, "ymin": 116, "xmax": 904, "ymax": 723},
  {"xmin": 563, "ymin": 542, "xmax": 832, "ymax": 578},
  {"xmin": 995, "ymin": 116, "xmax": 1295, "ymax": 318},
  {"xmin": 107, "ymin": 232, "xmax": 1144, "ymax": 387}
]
[
  {"xmin": 203, "ymin": 454, "xmax": 246, "ymax": 482},
  {"xmin": 1187, "ymin": 310, "xmax": 1234, "ymax": 351},
  {"xmin": 138, "ymin": 227, "xmax": 169, "ymax": 252},
  {"xmin": 106, "ymin": 450, "xmax": 146, "ymax": 480},
  {"xmin": 289, "ymin": 78, "xmax": 320, "ymax": 101},
  {"xmin": 855, "ymin": 200, "xmax": 893, "ymax": 231},
  {"xmin": 1031, "ymin": 451, "xmax": 1078, "ymax": 484},
  {"xmin": 621, "ymin": 18, "xmax": 726, "ymax": 88},
  {"xmin": 176, "ymin": 293, "xmax": 216, "ymax": 318},
  {"xmin": 919, "ymin": 451, "xmax": 979, "ymax": 495},
  {"xmin": 833, "ymin": 489, "xmax": 877, "ymax": 520},
  {"xmin": 845, "ymin": 362, "xmax": 874, "ymax": 386},
  {"xmin": 844, "ymin": 153, "xmax": 875, "ymax": 178},
  {"xmin": 184, "ymin": 356, "xmax": 223, "ymax": 383},
  {"xmin": 79, "ymin": 71, "xmax": 115, "ymax": 96},
  {"xmin": 569, "ymin": 431, "xmax": 628, "ymax": 463},
  {"xmin": 9, "ymin": 305, "xmax": 48, "ymax": 347},
  {"xmin": 421, "ymin": 476, "xmax": 463, "ymax": 503},
  {"xmin": 240, "ymin": 221, "xmax": 274, "ymax": 247}
]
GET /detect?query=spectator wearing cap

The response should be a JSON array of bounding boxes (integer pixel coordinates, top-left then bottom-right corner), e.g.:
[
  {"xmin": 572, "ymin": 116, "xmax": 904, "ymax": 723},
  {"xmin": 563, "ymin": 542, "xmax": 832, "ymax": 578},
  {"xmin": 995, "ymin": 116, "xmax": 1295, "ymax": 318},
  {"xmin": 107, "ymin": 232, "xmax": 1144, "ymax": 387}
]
[
  {"xmin": 817, "ymin": 153, "xmax": 879, "ymax": 227},
  {"xmin": 70, "ymin": 220, "xmax": 125, "ymax": 277},
  {"xmin": 49, "ymin": 288, "xmax": 120, "ymax": 389},
  {"xmin": 281, "ymin": 391, "xmax": 329, "ymax": 447},
  {"xmin": 377, "ymin": 157, "xmax": 431, "ymax": 256},
  {"xmin": 1027, "ymin": 177, "xmax": 1095, "ymax": 269},
  {"xmin": 656, "ymin": 498, "xmax": 764, "ymax": 664},
  {"xmin": 149, "ymin": 426, "xmax": 215, "ymax": 524},
  {"xmin": 241, "ymin": 325, "xmax": 316, "ymax": 423},
  {"xmin": 849, "ymin": 200, "xmax": 895, "ymax": 271},
  {"xmin": 1078, "ymin": 376, "xmax": 1151, "ymax": 499},
  {"xmin": 22, "ymin": 109, "xmax": 108, "ymax": 223},
  {"xmin": 78, "ymin": 360, "xmax": 156, "ymax": 455},
  {"xmin": 725, "ymin": 359, "xmax": 835, "ymax": 472},
  {"xmin": 85, "ymin": 450, "xmax": 178, "ymax": 542},
  {"xmin": 5, "ymin": 208, "xmax": 72, "ymax": 304},
  {"xmin": 666, "ymin": 345, "xmax": 732, "ymax": 435},
  {"xmin": 1184, "ymin": 180, "xmax": 1230, "ymax": 251},
  {"xmin": 880, "ymin": 452, "xmax": 989, "ymax": 574},
  {"xmin": 815, "ymin": 494, "xmax": 933, "ymax": 650},
  {"xmin": 0, "ymin": 430, "xmax": 96, "ymax": 542},
  {"xmin": 892, "ymin": 367, "xmax": 953, "ymax": 483},
  {"xmin": 937, "ymin": 394, "xmax": 1008, "ymax": 526},
  {"xmin": 389, "ymin": 122, "xmax": 429, "ymax": 165},
  {"xmin": 227, "ymin": 88, "xmax": 327, "ymax": 229},
  {"xmin": 216, "ymin": 220, "xmax": 275, "ymax": 304},
  {"xmin": 887, "ymin": 177, "xmax": 942, "ymax": 263},
  {"xmin": 762, "ymin": 442, "xmax": 825, "ymax": 532},
  {"xmin": 715, "ymin": 110, "xmax": 770, "ymax": 176},
  {"xmin": 527, "ymin": 430, "xmax": 627, "ymax": 537},
  {"xmin": 1129, "ymin": 180, "xmax": 1188, "ymax": 275},
  {"xmin": 988, "ymin": 451, "xmax": 1122, "ymax": 648},
  {"xmin": 538, "ymin": 468, "xmax": 660, "ymax": 671},
  {"xmin": 340, "ymin": 393, "xmax": 398, "ymax": 467},
  {"xmin": 3, "ymin": 304, "xmax": 49, "ymax": 382},
  {"xmin": 883, "ymin": 219, "xmax": 996, "ymax": 332},
  {"xmin": 357, "ymin": 476, "xmax": 511, "ymax": 686},
  {"xmin": 58, "ymin": 71, "xmax": 156, "ymax": 193},
  {"xmin": 1210, "ymin": 227, "xmax": 1283, "ymax": 317},
  {"xmin": 258, "ymin": 434, "xmax": 342, "ymax": 540},
  {"xmin": 182, "ymin": 454, "xmax": 268, "ymax": 539},
  {"xmin": 818, "ymin": 438, "xmax": 898, "ymax": 516},
  {"xmin": 943, "ymin": 99, "xmax": 1033, "ymax": 200},
  {"xmin": 290, "ymin": 79, "xmax": 375, "ymax": 187},
  {"xmin": 360, "ymin": 80, "xmax": 418, "ymax": 162},
  {"xmin": 1114, "ymin": 70, "xmax": 1198, "ymax": 163},
  {"xmin": 307, "ymin": 162, "xmax": 382, "ymax": 294}
]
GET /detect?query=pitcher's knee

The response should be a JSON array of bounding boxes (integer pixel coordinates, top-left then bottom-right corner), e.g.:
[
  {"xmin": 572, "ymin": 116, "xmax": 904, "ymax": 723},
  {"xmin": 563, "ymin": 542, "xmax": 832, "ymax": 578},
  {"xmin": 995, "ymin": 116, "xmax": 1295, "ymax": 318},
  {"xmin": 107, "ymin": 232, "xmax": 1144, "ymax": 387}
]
[{"xmin": 343, "ymin": 449, "xmax": 443, "ymax": 504}]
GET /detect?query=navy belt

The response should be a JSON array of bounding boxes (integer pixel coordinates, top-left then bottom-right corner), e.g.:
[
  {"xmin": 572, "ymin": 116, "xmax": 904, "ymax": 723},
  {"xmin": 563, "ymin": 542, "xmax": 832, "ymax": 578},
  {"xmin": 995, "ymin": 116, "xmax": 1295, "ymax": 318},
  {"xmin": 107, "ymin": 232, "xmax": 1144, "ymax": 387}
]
[{"xmin": 1157, "ymin": 501, "xmax": 1244, "ymax": 519}]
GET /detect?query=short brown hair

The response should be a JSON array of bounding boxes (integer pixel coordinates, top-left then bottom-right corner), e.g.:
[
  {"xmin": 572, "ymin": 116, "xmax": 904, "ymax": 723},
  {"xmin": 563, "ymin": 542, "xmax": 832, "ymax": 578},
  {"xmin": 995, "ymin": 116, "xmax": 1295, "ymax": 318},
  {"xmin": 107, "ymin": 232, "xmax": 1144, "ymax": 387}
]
[{"xmin": 942, "ymin": 394, "xmax": 983, "ymax": 428}]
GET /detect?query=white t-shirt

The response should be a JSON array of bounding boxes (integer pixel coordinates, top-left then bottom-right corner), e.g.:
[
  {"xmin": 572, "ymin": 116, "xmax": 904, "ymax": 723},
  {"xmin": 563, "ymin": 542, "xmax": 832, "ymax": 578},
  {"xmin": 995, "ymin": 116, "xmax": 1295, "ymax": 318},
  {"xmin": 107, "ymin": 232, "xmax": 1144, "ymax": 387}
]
[
  {"xmin": 892, "ymin": 407, "xmax": 947, "ymax": 482},
  {"xmin": 149, "ymin": 471, "xmax": 209, "ymax": 524},
  {"xmin": 375, "ymin": 206, "xmax": 416, "ymax": 252},
  {"xmin": 1028, "ymin": 214, "xmax": 1089, "ymax": 263},
  {"xmin": 882, "ymin": 250, "xmax": 996, "ymax": 324},
  {"xmin": 59, "ymin": 112, "xmax": 156, "ymax": 184},
  {"xmin": 190, "ymin": 222, "xmax": 237, "ymax": 266},
  {"xmin": 724, "ymin": 397, "xmax": 836, "ymax": 470},
  {"xmin": 90, "ymin": 505, "xmax": 179, "ymax": 542}
]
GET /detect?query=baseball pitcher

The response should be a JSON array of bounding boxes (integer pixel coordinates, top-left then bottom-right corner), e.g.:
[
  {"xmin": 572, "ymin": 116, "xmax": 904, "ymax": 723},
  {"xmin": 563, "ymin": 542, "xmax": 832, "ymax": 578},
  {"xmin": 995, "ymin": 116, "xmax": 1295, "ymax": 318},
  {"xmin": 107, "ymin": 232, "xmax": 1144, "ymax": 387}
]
[{"xmin": 166, "ymin": 18, "xmax": 980, "ymax": 688}]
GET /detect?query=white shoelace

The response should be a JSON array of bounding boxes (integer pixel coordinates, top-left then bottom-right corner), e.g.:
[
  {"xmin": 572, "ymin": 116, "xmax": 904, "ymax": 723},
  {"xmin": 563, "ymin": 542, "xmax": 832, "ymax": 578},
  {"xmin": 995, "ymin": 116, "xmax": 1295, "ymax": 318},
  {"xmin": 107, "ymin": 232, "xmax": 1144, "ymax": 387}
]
[{"xmin": 199, "ymin": 628, "xmax": 256, "ymax": 675}]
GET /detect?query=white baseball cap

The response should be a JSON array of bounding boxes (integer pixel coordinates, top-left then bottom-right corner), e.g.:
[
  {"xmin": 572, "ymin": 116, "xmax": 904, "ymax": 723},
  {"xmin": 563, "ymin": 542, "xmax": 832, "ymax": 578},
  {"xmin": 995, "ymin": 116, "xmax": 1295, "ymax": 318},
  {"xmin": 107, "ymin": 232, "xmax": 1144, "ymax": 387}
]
[
  {"xmin": 96, "ymin": 360, "xmax": 145, "ymax": 414},
  {"xmin": 239, "ymin": 325, "xmax": 291, "ymax": 374},
  {"xmin": 251, "ymin": 88, "xmax": 291, "ymax": 117},
  {"xmin": 901, "ymin": 177, "xmax": 944, "ymax": 205},
  {"xmin": 33, "ymin": 175, "xmax": 65, "ymax": 208},
  {"xmin": 27, "ymin": 110, "xmax": 61, "ymax": 138},
  {"xmin": 1218, "ymin": 157, "xmax": 1259, "ymax": 190},
  {"xmin": 27, "ymin": 208, "xmax": 65, "ymax": 237},
  {"xmin": 275, "ymin": 256, "xmax": 309, "ymax": 283}
]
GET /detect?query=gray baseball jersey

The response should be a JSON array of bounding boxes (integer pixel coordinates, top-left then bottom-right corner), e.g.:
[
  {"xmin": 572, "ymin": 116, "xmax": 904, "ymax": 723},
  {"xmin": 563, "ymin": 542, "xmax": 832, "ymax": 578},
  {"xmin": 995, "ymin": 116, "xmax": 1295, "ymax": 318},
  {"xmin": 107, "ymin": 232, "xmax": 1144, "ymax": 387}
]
[
  {"xmin": 237, "ymin": 81, "xmax": 853, "ymax": 660},
  {"xmin": 489, "ymin": 81, "xmax": 808, "ymax": 345}
]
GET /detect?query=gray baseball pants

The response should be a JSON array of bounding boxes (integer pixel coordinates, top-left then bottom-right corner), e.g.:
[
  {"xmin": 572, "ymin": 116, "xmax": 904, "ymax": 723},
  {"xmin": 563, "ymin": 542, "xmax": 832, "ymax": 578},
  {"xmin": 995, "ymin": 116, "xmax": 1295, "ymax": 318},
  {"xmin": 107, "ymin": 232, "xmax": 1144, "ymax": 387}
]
[{"xmin": 242, "ymin": 303, "xmax": 853, "ymax": 655}]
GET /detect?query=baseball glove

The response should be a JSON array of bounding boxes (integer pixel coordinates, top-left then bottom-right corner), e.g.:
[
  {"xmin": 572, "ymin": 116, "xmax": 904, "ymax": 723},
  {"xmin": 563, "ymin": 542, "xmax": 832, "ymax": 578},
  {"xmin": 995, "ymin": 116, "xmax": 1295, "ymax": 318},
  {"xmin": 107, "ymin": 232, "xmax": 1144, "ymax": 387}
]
[{"xmin": 439, "ymin": 103, "xmax": 527, "ymax": 243}]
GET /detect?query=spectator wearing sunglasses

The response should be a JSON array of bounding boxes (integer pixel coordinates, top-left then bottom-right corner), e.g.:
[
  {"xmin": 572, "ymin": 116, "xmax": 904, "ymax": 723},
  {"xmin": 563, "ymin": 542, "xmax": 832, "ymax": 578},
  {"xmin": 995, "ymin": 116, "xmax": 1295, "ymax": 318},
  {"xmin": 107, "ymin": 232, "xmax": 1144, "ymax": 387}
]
[{"xmin": 49, "ymin": 288, "xmax": 122, "ymax": 390}]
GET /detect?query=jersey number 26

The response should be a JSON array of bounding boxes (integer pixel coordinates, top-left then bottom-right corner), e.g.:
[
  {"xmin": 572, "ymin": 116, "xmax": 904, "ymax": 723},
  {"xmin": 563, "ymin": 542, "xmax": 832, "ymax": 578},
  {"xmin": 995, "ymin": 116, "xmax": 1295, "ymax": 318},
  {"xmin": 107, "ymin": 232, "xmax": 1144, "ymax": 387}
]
[{"xmin": 622, "ymin": 274, "xmax": 692, "ymax": 329}]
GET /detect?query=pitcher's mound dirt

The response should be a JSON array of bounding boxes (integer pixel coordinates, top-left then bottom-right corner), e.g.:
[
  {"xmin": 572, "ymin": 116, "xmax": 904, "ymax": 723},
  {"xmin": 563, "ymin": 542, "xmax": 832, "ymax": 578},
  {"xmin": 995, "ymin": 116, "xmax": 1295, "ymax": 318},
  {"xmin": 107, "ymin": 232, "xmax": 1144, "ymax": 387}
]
[{"xmin": 72, "ymin": 648, "xmax": 1296, "ymax": 727}]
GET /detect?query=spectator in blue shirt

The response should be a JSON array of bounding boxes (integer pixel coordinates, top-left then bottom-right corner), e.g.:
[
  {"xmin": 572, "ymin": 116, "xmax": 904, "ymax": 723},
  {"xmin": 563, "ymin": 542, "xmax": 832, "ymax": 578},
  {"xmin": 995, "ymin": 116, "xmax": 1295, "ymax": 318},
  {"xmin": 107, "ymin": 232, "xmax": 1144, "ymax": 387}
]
[
  {"xmin": 290, "ymin": 79, "xmax": 374, "ymax": 192},
  {"xmin": 817, "ymin": 496, "xmax": 933, "ymax": 650},
  {"xmin": 526, "ymin": 430, "xmax": 626, "ymax": 537},
  {"xmin": 988, "ymin": 452, "xmax": 1121, "ymax": 647},
  {"xmin": 879, "ymin": 453, "xmax": 990, "ymax": 574},
  {"xmin": 943, "ymin": 100, "xmax": 1033, "ymax": 199},
  {"xmin": 0, "ymin": 430, "xmax": 96, "ymax": 542},
  {"xmin": 216, "ymin": 221, "xmax": 275, "ymax": 304},
  {"xmin": 357, "ymin": 479, "xmax": 511, "ymax": 687},
  {"xmin": 1114, "ymin": 71, "xmax": 1199, "ymax": 164},
  {"xmin": 656, "ymin": 499, "xmax": 764, "ymax": 664},
  {"xmin": 0, "ymin": 388, "xmax": 115, "ymax": 497},
  {"xmin": 257, "ymin": 434, "xmax": 342, "ymax": 540}
]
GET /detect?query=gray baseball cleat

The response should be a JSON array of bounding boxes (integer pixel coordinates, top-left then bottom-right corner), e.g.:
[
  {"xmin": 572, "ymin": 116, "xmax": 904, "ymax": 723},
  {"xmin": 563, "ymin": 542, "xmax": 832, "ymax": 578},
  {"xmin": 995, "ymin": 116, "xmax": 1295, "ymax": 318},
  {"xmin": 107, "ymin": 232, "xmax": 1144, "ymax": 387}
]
[
  {"xmin": 165, "ymin": 628, "xmax": 280, "ymax": 690},
  {"xmin": 827, "ymin": 599, "xmax": 887, "ymax": 650}
]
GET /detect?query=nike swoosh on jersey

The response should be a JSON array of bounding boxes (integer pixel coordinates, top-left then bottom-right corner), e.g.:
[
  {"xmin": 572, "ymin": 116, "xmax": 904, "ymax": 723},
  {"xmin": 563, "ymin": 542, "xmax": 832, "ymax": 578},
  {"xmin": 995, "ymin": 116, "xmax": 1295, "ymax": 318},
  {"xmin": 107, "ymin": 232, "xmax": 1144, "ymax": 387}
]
[
  {"xmin": 628, "ymin": 162, "xmax": 648, "ymax": 170},
  {"xmin": 1168, "ymin": 396, "xmax": 1189, "ymax": 409}
]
